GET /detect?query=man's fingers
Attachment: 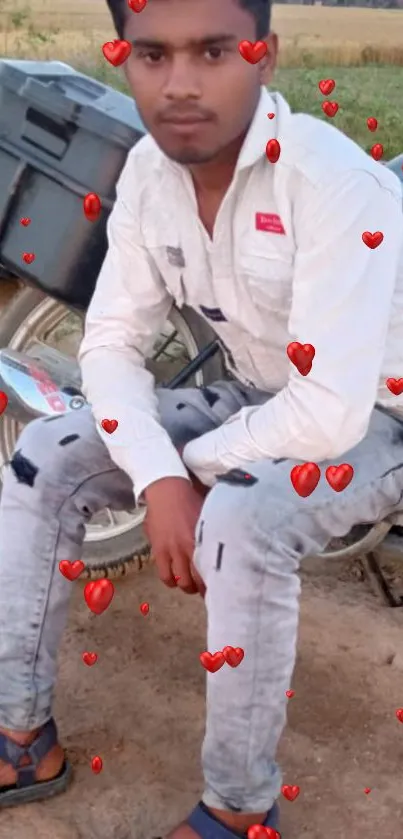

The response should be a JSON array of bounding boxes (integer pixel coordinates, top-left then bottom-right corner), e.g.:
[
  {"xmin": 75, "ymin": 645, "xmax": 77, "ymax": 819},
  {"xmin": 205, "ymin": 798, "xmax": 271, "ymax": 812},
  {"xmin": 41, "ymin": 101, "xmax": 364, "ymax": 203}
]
[
  {"xmin": 154, "ymin": 548, "xmax": 177, "ymax": 588},
  {"xmin": 172, "ymin": 543, "xmax": 199, "ymax": 594}
]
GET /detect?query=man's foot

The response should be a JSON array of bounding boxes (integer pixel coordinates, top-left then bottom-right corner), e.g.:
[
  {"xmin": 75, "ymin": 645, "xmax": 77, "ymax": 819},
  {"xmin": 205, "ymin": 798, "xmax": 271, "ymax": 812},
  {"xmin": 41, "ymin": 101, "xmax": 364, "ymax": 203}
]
[
  {"xmin": 164, "ymin": 802, "xmax": 274, "ymax": 839},
  {"xmin": 0, "ymin": 725, "xmax": 65, "ymax": 788}
]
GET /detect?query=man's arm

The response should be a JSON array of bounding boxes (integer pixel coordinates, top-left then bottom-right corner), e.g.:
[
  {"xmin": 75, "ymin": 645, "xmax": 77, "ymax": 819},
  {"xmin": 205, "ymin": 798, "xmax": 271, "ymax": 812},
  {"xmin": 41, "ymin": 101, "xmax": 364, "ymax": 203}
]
[
  {"xmin": 78, "ymin": 151, "xmax": 190, "ymax": 502},
  {"xmin": 182, "ymin": 168, "xmax": 403, "ymax": 487}
]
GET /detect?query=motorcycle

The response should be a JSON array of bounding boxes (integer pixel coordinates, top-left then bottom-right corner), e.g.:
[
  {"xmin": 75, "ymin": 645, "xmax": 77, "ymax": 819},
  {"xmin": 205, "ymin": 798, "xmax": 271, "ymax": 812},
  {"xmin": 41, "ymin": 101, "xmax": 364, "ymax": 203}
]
[{"xmin": 0, "ymin": 58, "xmax": 403, "ymax": 606}]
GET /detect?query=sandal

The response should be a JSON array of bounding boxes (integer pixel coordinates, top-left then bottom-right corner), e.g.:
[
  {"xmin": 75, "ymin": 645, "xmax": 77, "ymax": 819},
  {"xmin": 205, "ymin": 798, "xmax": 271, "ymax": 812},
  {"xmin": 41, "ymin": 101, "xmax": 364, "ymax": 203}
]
[
  {"xmin": 0, "ymin": 717, "xmax": 72, "ymax": 808},
  {"xmin": 155, "ymin": 799, "xmax": 280, "ymax": 838}
]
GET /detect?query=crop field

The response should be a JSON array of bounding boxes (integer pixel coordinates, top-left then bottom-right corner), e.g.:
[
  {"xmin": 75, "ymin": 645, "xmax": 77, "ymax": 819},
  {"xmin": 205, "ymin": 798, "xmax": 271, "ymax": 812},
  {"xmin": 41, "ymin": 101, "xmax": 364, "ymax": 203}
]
[{"xmin": 0, "ymin": 1, "xmax": 402, "ymax": 157}]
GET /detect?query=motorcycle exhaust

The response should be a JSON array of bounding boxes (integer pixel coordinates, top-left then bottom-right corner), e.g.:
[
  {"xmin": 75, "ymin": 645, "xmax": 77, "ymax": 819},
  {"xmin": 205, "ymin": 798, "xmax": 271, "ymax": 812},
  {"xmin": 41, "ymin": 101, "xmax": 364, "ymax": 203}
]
[{"xmin": 0, "ymin": 346, "xmax": 85, "ymax": 424}]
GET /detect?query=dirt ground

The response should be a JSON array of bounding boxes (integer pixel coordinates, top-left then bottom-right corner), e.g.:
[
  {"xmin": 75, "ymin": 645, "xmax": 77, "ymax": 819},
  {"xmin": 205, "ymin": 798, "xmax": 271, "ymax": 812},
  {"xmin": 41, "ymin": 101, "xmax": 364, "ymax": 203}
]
[
  {"xmin": 1, "ymin": 282, "xmax": 403, "ymax": 839},
  {"xmin": 0, "ymin": 559, "xmax": 403, "ymax": 839}
]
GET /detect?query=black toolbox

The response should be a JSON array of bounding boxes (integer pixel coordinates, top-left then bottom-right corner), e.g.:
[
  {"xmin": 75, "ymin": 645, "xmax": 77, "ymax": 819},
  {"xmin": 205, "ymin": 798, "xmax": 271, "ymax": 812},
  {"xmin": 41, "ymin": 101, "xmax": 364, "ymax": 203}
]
[{"xmin": 0, "ymin": 59, "xmax": 145, "ymax": 309}]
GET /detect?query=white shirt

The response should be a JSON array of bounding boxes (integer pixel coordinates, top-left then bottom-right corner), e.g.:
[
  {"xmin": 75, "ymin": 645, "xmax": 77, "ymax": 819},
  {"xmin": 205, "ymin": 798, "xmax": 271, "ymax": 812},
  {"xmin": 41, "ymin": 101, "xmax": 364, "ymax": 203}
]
[{"xmin": 78, "ymin": 87, "xmax": 403, "ymax": 498}]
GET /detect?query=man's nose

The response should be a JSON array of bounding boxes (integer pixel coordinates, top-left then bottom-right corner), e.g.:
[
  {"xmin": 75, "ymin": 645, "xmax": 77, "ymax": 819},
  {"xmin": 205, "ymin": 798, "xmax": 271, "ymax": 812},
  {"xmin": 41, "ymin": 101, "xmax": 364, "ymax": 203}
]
[{"xmin": 162, "ymin": 55, "xmax": 202, "ymax": 100}]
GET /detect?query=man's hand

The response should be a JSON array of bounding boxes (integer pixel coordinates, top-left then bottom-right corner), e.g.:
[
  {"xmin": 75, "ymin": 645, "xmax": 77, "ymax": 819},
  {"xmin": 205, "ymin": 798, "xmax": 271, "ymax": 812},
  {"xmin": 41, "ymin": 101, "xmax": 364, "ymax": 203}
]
[{"xmin": 143, "ymin": 477, "xmax": 206, "ymax": 596}]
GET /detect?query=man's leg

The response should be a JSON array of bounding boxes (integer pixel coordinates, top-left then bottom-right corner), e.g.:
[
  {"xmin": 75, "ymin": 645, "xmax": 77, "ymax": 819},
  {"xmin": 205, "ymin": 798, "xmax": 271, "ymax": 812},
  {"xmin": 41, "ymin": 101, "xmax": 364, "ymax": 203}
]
[
  {"xmin": 170, "ymin": 405, "xmax": 403, "ymax": 836},
  {"xmin": 0, "ymin": 380, "xmax": 251, "ymax": 799}
]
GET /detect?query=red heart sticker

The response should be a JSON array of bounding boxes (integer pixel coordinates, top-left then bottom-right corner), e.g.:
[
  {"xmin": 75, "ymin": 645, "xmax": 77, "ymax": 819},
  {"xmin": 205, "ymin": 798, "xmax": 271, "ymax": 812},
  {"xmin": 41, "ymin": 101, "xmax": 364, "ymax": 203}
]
[
  {"xmin": 91, "ymin": 755, "xmax": 103, "ymax": 774},
  {"xmin": 200, "ymin": 651, "xmax": 225, "ymax": 673},
  {"xmin": 83, "ymin": 192, "xmax": 101, "ymax": 222},
  {"xmin": 325, "ymin": 463, "xmax": 354, "ymax": 492},
  {"xmin": 59, "ymin": 559, "xmax": 85, "ymax": 581},
  {"xmin": 20, "ymin": 217, "xmax": 31, "ymax": 226},
  {"xmin": 318, "ymin": 78, "xmax": 335, "ymax": 95},
  {"xmin": 286, "ymin": 689, "xmax": 295, "ymax": 699},
  {"xmin": 102, "ymin": 39, "xmax": 132, "ymax": 66},
  {"xmin": 248, "ymin": 827, "xmax": 279, "ymax": 839},
  {"xmin": 266, "ymin": 139, "xmax": 281, "ymax": 164},
  {"xmin": 238, "ymin": 40, "xmax": 268, "ymax": 64},
  {"xmin": 84, "ymin": 579, "xmax": 115, "ymax": 615},
  {"xmin": 290, "ymin": 463, "xmax": 321, "ymax": 498},
  {"xmin": 0, "ymin": 391, "xmax": 8, "ymax": 416},
  {"xmin": 396, "ymin": 708, "xmax": 403, "ymax": 723},
  {"xmin": 286, "ymin": 342, "xmax": 315, "ymax": 376},
  {"xmin": 267, "ymin": 112, "xmax": 275, "ymax": 119},
  {"xmin": 128, "ymin": 0, "xmax": 147, "ymax": 10},
  {"xmin": 362, "ymin": 231, "xmax": 383, "ymax": 249},
  {"xmin": 367, "ymin": 117, "xmax": 378, "ymax": 132},
  {"xmin": 364, "ymin": 787, "xmax": 371, "ymax": 794},
  {"xmin": 101, "ymin": 419, "xmax": 118, "ymax": 434},
  {"xmin": 322, "ymin": 101, "xmax": 338, "ymax": 118},
  {"xmin": 22, "ymin": 252, "xmax": 35, "ymax": 264},
  {"xmin": 281, "ymin": 783, "xmax": 300, "ymax": 802},
  {"xmin": 386, "ymin": 378, "xmax": 403, "ymax": 396},
  {"xmin": 371, "ymin": 143, "xmax": 383, "ymax": 161},
  {"xmin": 140, "ymin": 602, "xmax": 149, "ymax": 616},
  {"xmin": 82, "ymin": 651, "xmax": 98, "ymax": 666},
  {"xmin": 222, "ymin": 645, "xmax": 245, "ymax": 668}
]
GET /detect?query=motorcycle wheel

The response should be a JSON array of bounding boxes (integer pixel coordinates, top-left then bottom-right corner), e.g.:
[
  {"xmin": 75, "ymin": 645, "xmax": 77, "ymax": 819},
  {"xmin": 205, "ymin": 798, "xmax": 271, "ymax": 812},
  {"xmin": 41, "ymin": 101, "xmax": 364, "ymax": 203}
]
[{"xmin": 0, "ymin": 285, "xmax": 225, "ymax": 580}]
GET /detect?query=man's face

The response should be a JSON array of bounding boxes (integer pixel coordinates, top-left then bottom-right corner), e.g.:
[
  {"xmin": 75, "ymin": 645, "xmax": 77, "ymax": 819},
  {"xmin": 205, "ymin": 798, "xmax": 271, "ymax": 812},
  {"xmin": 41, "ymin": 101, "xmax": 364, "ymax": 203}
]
[{"xmin": 121, "ymin": 0, "xmax": 277, "ymax": 165}]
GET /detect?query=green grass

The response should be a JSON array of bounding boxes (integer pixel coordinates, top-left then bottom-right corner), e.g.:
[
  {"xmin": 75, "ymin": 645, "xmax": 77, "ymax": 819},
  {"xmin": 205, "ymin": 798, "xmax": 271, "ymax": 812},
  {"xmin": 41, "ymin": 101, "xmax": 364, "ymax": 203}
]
[{"xmin": 73, "ymin": 58, "xmax": 403, "ymax": 161}]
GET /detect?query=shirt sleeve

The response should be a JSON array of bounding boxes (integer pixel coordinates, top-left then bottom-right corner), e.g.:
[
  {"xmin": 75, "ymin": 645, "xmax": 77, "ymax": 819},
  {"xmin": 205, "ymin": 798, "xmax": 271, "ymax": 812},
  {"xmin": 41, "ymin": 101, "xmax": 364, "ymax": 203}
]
[
  {"xmin": 182, "ymin": 168, "xmax": 403, "ymax": 487},
  {"xmin": 78, "ymin": 151, "xmax": 190, "ymax": 502}
]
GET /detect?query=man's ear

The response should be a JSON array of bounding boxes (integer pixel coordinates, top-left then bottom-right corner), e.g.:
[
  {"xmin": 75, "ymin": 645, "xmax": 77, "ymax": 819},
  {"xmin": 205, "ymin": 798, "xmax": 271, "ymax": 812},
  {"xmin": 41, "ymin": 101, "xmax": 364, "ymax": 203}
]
[{"xmin": 259, "ymin": 32, "xmax": 278, "ymax": 86}]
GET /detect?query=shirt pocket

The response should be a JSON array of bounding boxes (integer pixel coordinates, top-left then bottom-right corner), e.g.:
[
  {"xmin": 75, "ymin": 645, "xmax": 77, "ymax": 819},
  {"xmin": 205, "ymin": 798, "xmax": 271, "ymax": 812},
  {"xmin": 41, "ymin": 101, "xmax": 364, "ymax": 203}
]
[
  {"xmin": 238, "ymin": 251, "xmax": 294, "ymax": 316},
  {"xmin": 147, "ymin": 245, "xmax": 186, "ymax": 308}
]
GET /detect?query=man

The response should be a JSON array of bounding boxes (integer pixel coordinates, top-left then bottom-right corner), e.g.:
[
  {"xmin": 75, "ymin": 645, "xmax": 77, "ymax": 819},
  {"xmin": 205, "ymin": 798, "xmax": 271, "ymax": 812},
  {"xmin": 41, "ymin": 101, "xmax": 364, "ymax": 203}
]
[{"xmin": 0, "ymin": 0, "xmax": 403, "ymax": 835}]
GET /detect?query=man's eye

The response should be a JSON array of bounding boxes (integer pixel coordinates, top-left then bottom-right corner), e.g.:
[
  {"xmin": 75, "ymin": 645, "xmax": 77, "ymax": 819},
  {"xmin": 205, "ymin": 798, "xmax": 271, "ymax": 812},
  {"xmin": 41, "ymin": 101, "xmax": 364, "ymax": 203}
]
[
  {"xmin": 139, "ymin": 50, "xmax": 164, "ymax": 63},
  {"xmin": 205, "ymin": 46, "xmax": 224, "ymax": 60}
]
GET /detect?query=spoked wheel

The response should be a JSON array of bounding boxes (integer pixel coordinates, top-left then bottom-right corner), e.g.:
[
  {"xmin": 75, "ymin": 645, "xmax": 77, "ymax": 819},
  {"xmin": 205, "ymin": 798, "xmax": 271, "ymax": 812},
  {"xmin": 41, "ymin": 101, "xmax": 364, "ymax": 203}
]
[{"xmin": 0, "ymin": 286, "xmax": 224, "ymax": 579}]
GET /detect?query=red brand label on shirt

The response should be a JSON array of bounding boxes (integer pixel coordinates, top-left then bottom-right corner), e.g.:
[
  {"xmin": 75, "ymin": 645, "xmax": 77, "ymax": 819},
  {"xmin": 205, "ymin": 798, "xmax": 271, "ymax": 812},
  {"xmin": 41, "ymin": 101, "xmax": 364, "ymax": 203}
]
[{"xmin": 255, "ymin": 212, "xmax": 285, "ymax": 235}]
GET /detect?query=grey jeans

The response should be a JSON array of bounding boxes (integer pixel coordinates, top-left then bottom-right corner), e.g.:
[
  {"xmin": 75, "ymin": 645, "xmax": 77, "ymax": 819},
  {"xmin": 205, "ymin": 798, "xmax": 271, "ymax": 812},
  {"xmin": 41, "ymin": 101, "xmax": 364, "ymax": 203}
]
[{"xmin": 1, "ymin": 379, "xmax": 403, "ymax": 813}]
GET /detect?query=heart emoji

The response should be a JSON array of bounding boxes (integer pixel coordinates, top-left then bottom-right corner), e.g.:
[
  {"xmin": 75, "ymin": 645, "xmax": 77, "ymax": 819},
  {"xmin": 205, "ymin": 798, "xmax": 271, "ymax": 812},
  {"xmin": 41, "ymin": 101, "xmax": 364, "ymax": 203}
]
[
  {"xmin": 59, "ymin": 559, "xmax": 85, "ymax": 581},
  {"xmin": 22, "ymin": 252, "xmax": 35, "ymax": 264},
  {"xmin": 291, "ymin": 463, "xmax": 321, "ymax": 498},
  {"xmin": 371, "ymin": 142, "xmax": 383, "ymax": 161},
  {"xmin": 281, "ymin": 784, "xmax": 300, "ymax": 802},
  {"xmin": 83, "ymin": 192, "xmax": 101, "ymax": 222},
  {"xmin": 20, "ymin": 217, "xmax": 31, "ymax": 226},
  {"xmin": 248, "ymin": 827, "xmax": 279, "ymax": 839},
  {"xmin": 222, "ymin": 646, "xmax": 245, "ymax": 668},
  {"xmin": 101, "ymin": 418, "xmax": 118, "ymax": 434},
  {"xmin": 266, "ymin": 139, "xmax": 281, "ymax": 164},
  {"xmin": 367, "ymin": 117, "xmax": 378, "ymax": 132},
  {"xmin": 91, "ymin": 755, "xmax": 103, "ymax": 774},
  {"xmin": 82, "ymin": 651, "xmax": 98, "ymax": 666},
  {"xmin": 140, "ymin": 602, "xmax": 149, "ymax": 616},
  {"xmin": 286, "ymin": 341, "xmax": 315, "ymax": 376},
  {"xmin": 396, "ymin": 708, "xmax": 403, "ymax": 723},
  {"xmin": 386, "ymin": 378, "xmax": 403, "ymax": 396},
  {"xmin": 318, "ymin": 78, "xmax": 335, "ymax": 95},
  {"xmin": 238, "ymin": 40, "xmax": 268, "ymax": 64},
  {"xmin": 362, "ymin": 231, "xmax": 383, "ymax": 249},
  {"xmin": 267, "ymin": 112, "xmax": 275, "ymax": 119},
  {"xmin": 174, "ymin": 575, "xmax": 181, "ymax": 582},
  {"xmin": 322, "ymin": 101, "xmax": 338, "ymax": 118},
  {"xmin": 0, "ymin": 391, "xmax": 8, "ymax": 416},
  {"xmin": 286, "ymin": 689, "xmax": 295, "ymax": 699},
  {"xmin": 84, "ymin": 579, "xmax": 115, "ymax": 615},
  {"xmin": 364, "ymin": 787, "xmax": 371, "ymax": 794},
  {"xmin": 200, "ymin": 651, "xmax": 225, "ymax": 673},
  {"xmin": 128, "ymin": 0, "xmax": 147, "ymax": 10},
  {"xmin": 102, "ymin": 39, "xmax": 132, "ymax": 66},
  {"xmin": 325, "ymin": 463, "xmax": 354, "ymax": 492}
]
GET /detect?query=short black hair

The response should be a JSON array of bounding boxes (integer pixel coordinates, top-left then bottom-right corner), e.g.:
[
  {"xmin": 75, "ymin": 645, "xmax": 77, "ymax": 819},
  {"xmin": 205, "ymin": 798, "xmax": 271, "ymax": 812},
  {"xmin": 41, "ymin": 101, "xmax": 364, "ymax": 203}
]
[{"xmin": 106, "ymin": 0, "xmax": 271, "ymax": 41}]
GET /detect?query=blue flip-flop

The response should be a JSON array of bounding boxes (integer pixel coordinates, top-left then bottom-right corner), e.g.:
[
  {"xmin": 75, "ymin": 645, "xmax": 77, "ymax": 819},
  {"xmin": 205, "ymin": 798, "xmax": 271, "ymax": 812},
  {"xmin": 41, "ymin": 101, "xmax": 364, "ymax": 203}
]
[
  {"xmin": 155, "ymin": 799, "xmax": 280, "ymax": 838},
  {"xmin": 0, "ymin": 717, "xmax": 73, "ymax": 808}
]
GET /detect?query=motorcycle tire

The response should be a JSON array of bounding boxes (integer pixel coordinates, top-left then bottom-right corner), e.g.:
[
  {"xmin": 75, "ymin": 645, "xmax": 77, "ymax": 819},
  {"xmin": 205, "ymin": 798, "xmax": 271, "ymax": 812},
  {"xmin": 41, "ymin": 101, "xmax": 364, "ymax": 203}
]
[{"xmin": 0, "ymin": 285, "xmax": 225, "ymax": 580}]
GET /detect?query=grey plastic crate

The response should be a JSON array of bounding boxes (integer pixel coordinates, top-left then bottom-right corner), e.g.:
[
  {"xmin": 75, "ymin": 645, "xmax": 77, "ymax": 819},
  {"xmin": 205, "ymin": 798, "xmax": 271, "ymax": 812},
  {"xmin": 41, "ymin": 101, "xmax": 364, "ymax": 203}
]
[{"xmin": 0, "ymin": 59, "xmax": 146, "ymax": 309}]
